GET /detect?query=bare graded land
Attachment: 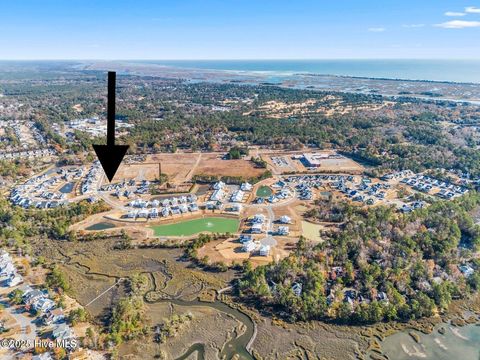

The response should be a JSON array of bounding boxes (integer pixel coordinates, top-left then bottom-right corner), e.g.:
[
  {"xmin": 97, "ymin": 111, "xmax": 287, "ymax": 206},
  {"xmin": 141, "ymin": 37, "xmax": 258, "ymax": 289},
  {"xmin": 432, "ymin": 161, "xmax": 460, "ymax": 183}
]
[
  {"xmin": 197, "ymin": 236, "xmax": 293, "ymax": 268},
  {"xmin": 116, "ymin": 152, "xmax": 265, "ymax": 186},
  {"xmin": 301, "ymin": 220, "xmax": 324, "ymax": 242},
  {"xmin": 193, "ymin": 153, "xmax": 265, "ymax": 178}
]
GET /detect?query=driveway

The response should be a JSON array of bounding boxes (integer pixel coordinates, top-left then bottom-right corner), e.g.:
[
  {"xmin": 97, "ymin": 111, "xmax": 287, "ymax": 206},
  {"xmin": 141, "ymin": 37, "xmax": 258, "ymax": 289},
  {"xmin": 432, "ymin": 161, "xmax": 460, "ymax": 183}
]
[{"xmin": 0, "ymin": 286, "xmax": 38, "ymax": 342}]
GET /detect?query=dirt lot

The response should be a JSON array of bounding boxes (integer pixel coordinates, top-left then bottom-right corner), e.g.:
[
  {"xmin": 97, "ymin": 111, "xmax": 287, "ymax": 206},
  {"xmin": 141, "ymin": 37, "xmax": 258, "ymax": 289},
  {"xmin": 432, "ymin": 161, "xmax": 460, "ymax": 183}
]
[
  {"xmin": 117, "ymin": 153, "xmax": 199, "ymax": 185},
  {"xmin": 314, "ymin": 157, "xmax": 363, "ymax": 173},
  {"xmin": 197, "ymin": 236, "xmax": 296, "ymax": 267},
  {"xmin": 193, "ymin": 153, "xmax": 265, "ymax": 178},
  {"xmin": 116, "ymin": 152, "xmax": 265, "ymax": 186}
]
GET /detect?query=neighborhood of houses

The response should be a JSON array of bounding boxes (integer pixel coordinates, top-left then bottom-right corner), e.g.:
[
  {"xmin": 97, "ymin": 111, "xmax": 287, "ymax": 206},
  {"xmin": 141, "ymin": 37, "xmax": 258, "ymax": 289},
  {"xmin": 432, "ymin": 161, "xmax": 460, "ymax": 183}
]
[
  {"xmin": 235, "ymin": 213, "xmax": 292, "ymax": 257},
  {"xmin": 62, "ymin": 117, "xmax": 133, "ymax": 139},
  {"xmin": 1, "ymin": 250, "xmax": 78, "ymax": 358},
  {"xmin": 80, "ymin": 162, "xmax": 102, "ymax": 195},
  {"xmin": 397, "ymin": 173, "xmax": 469, "ymax": 199},
  {"xmin": 125, "ymin": 193, "xmax": 200, "ymax": 219},
  {"xmin": 0, "ymin": 120, "xmax": 52, "ymax": 161},
  {"xmin": 7, "ymin": 139, "xmax": 476, "ymax": 222},
  {"xmin": 0, "ymin": 148, "xmax": 56, "ymax": 161},
  {"xmin": 9, "ymin": 162, "xmax": 102, "ymax": 209},
  {"xmin": 284, "ymin": 170, "xmax": 470, "ymax": 210},
  {"xmin": 209, "ymin": 181, "xmax": 264, "ymax": 208},
  {"xmin": 266, "ymin": 258, "xmax": 478, "ymax": 311},
  {"xmin": 119, "ymin": 180, "xmax": 257, "ymax": 220},
  {"xmin": 1, "ymin": 250, "xmax": 23, "ymax": 288}
]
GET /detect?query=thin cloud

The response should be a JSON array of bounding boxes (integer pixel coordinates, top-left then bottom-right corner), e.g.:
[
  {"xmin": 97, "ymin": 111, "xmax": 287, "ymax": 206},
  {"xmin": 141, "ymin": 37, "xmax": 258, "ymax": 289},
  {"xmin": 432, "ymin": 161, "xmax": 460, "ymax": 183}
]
[
  {"xmin": 465, "ymin": 6, "xmax": 480, "ymax": 13},
  {"xmin": 402, "ymin": 24, "xmax": 425, "ymax": 28},
  {"xmin": 435, "ymin": 20, "xmax": 480, "ymax": 28},
  {"xmin": 444, "ymin": 11, "xmax": 466, "ymax": 17},
  {"xmin": 368, "ymin": 27, "xmax": 385, "ymax": 32}
]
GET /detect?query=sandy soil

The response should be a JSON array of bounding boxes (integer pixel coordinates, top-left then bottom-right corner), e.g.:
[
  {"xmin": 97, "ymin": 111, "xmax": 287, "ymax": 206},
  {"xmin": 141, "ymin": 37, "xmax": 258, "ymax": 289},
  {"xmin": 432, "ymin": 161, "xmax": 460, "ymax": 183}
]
[
  {"xmin": 72, "ymin": 103, "xmax": 84, "ymax": 112},
  {"xmin": 197, "ymin": 236, "xmax": 295, "ymax": 268},
  {"xmin": 115, "ymin": 152, "xmax": 265, "ymax": 186},
  {"xmin": 193, "ymin": 153, "xmax": 265, "ymax": 178},
  {"xmin": 301, "ymin": 220, "xmax": 324, "ymax": 242}
]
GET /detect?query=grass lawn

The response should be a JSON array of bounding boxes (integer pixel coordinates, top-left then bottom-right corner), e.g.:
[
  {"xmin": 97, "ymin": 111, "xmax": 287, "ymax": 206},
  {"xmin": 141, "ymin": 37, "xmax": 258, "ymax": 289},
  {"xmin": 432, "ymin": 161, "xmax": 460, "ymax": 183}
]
[
  {"xmin": 151, "ymin": 217, "xmax": 239, "ymax": 236},
  {"xmin": 301, "ymin": 221, "xmax": 323, "ymax": 242},
  {"xmin": 256, "ymin": 185, "xmax": 273, "ymax": 198}
]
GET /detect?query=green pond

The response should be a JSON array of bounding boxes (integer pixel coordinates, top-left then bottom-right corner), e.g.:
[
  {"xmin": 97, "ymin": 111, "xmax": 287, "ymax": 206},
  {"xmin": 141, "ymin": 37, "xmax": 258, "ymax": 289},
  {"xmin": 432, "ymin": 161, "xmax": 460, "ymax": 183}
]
[
  {"xmin": 86, "ymin": 222, "xmax": 116, "ymax": 231},
  {"xmin": 151, "ymin": 217, "xmax": 239, "ymax": 237},
  {"xmin": 256, "ymin": 185, "xmax": 273, "ymax": 198},
  {"xmin": 59, "ymin": 182, "xmax": 75, "ymax": 194}
]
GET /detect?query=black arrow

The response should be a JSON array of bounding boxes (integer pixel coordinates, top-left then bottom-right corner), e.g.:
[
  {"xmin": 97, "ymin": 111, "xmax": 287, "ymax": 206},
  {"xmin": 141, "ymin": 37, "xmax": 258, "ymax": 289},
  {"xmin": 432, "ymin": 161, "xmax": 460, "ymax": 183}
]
[{"xmin": 93, "ymin": 71, "xmax": 129, "ymax": 182}]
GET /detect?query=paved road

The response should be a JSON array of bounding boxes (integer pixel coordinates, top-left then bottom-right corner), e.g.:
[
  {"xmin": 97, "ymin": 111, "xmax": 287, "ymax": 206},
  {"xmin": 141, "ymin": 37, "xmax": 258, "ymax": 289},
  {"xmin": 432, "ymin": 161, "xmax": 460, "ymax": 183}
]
[
  {"xmin": 243, "ymin": 183, "xmax": 297, "ymax": 246},
  {"xmin": 0, "ymin": 287, "xmax": 38, "ymax": 342},
  {"xmin": 259, "ymin": 205, "xmax": 277, "ymax": 246}
]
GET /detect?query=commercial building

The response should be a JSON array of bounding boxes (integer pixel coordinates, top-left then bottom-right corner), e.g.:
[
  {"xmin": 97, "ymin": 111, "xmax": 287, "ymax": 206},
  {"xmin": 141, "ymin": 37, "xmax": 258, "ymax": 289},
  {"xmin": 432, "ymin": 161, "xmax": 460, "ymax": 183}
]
[{"xmin": 302, "ymin": 152, "xmax": 329, "ymax": 167}]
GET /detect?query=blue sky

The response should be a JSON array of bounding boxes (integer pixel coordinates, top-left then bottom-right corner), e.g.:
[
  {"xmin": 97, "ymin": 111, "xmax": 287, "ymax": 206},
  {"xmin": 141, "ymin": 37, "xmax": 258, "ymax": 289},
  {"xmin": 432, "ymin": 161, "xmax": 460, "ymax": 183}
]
[{"xmin": 0, "ymin": 0, "xmax": 479, "ymax": 59}]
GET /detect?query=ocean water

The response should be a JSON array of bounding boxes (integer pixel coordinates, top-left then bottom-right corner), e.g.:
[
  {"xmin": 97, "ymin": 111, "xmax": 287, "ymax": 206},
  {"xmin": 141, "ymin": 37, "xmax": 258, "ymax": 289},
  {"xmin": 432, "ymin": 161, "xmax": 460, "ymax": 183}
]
[
  {"xmin": 135, "ymin": 60, "xmax": 480, "ymax": 83},
  {"xmin": 381, "ymin": 323, "xmax": 480, "ymax": 360}
]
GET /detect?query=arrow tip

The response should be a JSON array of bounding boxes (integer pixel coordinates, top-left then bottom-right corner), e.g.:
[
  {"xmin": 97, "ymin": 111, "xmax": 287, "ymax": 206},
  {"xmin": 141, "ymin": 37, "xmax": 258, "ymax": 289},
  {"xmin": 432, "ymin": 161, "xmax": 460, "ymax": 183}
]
[{"xmin": 92, "ymin": 144, "xmax": 129, "ymax": 182}]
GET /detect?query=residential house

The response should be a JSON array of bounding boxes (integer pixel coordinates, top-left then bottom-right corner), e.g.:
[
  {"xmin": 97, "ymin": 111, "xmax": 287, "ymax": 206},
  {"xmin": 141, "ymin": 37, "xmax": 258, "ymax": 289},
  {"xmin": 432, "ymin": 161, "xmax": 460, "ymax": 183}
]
[
  {"xmin": 44, "ymin": 308, "xmax": 65, "ymax": 325},
  {"xmin": 251, "ymin": 223, "xmax": 263, "ymax": 234},
  {"xmin": 240, "ymin": 182, "xmax": 253, "ymax": 191},
  {"xmin": 259, "ymin": 245, "xmax": 270, "ymax": 256},
  {"xmin": 277, "ymin": 226, "xmax": 289, "ymax": 235},
  {"xmin": 213, "ymin": 181, "xmax": 225, "ymax": 190},
  {"xmin": 242, "ymin": 240, "xmax": 256, "ymax": 253},
  {"xmin": 239, "ymin": 235, "xmax": 252, "ymax": 243},
  {"xmin": 459, "ymin": 264, "xmax": 475, "ymax": 277},
  {"xmin": 252, "ymin": 214, "xmax": 265, "ymax": 224},
  {"xmin": 32, "ymin": 297, "xmax": 56, "ymax": 313},
  {"xmin": 278, "ymin": 215, "xmax": 291, "ymax": 224},
  {"xmin": 52, "ymin": 323, "xmax": 75, "ymax": 341},
  {"xmin": 230, "ymin": 190, "xmax": 244, "ymax": 202},
  {"xmin": 292, "ymin": 283, "xmax": 302, "ymax": 297},
  {"xmin": 210, "ymin": 189, "xmax": 224, "ymax": 201},
  {"xmin": 6, "ymin": 273, "xmax": 23, "ymax": 287}
]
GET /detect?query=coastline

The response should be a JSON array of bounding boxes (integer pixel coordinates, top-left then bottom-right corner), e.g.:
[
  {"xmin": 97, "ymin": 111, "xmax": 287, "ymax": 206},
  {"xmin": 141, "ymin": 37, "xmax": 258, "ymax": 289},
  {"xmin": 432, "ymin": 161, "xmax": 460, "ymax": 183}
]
[
  {"xmin": 81, "ymin": 60, "xmax": 480, "ymax": 104},
  {"xmin": 377, "ymin": 295, "xmax": 480, "ymax": 360}
]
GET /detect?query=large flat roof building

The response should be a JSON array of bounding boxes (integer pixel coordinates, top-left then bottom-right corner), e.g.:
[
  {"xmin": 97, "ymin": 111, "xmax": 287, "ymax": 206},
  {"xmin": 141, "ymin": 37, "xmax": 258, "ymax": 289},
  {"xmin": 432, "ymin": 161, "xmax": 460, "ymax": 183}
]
[{"xmin": 302, "ymin": 152, "xmax": 329, "ymax": 167}]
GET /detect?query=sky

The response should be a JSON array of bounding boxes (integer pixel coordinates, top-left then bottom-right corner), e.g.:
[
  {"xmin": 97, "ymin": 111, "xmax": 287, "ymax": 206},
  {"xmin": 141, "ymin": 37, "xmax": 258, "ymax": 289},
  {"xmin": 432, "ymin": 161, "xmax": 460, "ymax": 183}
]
[{"xmin": 0, "ymin": 0, "xmax": 479, "ymax": 60}]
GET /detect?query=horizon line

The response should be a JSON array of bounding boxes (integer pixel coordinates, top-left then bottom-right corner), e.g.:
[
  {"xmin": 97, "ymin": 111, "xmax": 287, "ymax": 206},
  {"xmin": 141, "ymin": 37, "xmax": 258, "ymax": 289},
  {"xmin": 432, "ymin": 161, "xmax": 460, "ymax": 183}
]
[{"xmin": 1, "ymin": 58, "xmax": 480, "ymax": 62}]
